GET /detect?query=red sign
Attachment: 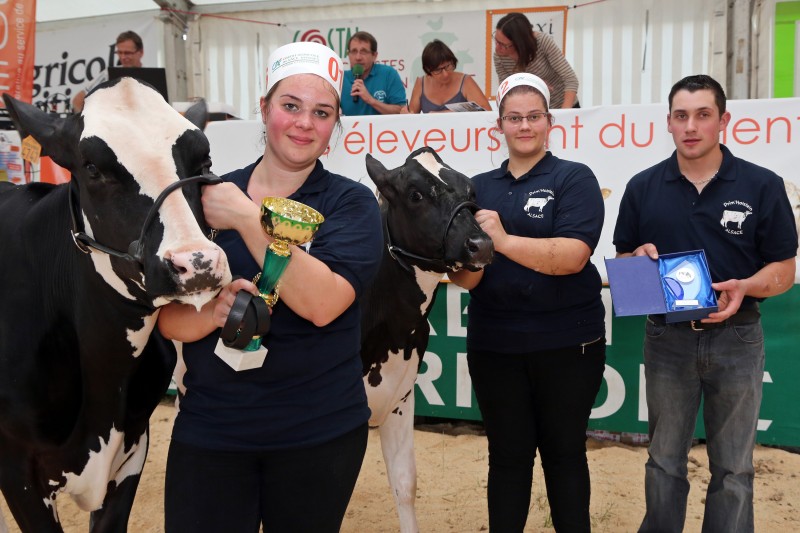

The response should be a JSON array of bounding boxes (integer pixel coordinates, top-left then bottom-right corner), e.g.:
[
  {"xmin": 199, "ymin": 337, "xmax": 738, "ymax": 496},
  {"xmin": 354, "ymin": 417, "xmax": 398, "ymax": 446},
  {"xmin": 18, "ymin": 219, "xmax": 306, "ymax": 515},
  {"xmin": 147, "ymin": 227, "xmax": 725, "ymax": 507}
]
[{"xmin": 1, "ymin": 0, "xmax": 37, "ymax": 103}]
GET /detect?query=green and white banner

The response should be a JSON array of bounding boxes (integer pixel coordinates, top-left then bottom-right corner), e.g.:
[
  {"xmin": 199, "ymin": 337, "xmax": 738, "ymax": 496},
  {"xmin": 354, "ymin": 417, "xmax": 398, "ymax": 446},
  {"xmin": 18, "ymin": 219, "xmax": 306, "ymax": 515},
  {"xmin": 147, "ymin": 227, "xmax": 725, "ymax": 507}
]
[{"xmin": 419, "ymin": 283, "xmax": 800, "ymax": 447}]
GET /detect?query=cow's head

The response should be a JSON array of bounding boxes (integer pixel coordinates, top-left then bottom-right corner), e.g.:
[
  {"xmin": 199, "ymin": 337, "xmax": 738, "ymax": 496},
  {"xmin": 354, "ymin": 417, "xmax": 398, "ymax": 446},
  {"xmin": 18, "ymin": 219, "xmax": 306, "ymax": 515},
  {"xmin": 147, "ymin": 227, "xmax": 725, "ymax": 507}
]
[
  {"xmin": 366, "ymin": 146, "xmax": 493, "ymax": 273},
  {"xmin": 2, "ymin": 78, "xmax": 231, "ymax": 309}
]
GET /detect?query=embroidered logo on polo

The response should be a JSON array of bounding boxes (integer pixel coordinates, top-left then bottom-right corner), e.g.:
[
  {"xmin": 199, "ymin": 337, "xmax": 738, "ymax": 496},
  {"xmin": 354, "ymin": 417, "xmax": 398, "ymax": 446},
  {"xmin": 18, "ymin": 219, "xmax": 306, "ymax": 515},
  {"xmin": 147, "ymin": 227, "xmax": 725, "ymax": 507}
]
[
  {"xmin": 523, "ymin": 189, "xmax": 554, "ymax": 219},
  {"xmin": 373, "ymin": 90, "xmax": 387, "ymax": 102},
  {"xmin": 719, "ymin": 200, "xmax": 754, "ymax": 235}
]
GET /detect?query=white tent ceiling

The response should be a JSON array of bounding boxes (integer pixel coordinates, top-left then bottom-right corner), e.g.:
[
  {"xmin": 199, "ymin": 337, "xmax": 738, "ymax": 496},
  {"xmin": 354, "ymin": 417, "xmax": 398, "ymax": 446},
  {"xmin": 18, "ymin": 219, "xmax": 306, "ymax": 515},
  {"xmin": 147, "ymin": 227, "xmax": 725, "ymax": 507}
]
[
  {"xmin": 35, "ymin": 0, "xmax": 407, "ymax": 22},
  {"xmin": 35, "ymin": 1, "xmax": 246, "ymax": 22}
]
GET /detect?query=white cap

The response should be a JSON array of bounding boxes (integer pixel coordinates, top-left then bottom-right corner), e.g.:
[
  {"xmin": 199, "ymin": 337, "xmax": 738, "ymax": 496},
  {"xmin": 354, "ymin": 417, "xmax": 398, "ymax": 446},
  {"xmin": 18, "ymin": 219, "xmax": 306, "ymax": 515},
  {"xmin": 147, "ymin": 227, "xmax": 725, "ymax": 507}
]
[
  {"xmin": 266, "ymin": 42, "xmax": 344, "ymax": 97},
  {"xmin": 496, "ymin": 73, "xmax": 550, "ymax": 109}
]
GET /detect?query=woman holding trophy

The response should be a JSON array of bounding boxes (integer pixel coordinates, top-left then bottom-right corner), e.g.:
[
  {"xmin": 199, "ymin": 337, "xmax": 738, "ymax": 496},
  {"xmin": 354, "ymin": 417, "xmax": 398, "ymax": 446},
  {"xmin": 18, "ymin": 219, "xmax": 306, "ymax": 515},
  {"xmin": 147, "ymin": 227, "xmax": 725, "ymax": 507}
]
[
  {"xmin": 158, "ymin": 42, "xmax": 383, "ymax": 533},
  {"xmin": 448, "ymin": 73, "xmax": 606, "ymax": 532}
]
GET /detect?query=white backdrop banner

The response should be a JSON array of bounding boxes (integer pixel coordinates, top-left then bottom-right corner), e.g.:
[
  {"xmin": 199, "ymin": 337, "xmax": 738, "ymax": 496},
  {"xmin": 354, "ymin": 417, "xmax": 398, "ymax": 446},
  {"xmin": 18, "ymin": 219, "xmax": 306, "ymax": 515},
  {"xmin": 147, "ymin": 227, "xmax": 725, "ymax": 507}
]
[{"xmin": 206, "ymin": 98, "xmax": 800, "ymax": 281}]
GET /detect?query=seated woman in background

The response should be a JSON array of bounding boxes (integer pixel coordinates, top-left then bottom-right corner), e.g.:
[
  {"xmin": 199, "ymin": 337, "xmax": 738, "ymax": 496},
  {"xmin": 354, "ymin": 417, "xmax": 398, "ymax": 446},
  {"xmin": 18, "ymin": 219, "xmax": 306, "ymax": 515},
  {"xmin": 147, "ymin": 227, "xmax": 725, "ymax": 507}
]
[
  {"xmin": 493, "ymin": 12, "xmax": 580, "ymax": 109},
  {"xmin": 407, "ymin": 39, "xmax": 491, "ymax": 113}
]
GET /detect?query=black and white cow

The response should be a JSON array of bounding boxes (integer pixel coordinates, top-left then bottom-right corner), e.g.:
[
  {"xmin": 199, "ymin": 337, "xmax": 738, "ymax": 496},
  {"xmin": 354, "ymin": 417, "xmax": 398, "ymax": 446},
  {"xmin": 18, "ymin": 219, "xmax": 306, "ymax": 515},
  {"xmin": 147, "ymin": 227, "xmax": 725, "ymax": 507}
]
[
  {"xmin": 361, "ymin": 147, "xmax": 493, "ymax": 533},
  {"xmin": 0, "ymin": 78, "xmax": 230, "ymax": 532}
]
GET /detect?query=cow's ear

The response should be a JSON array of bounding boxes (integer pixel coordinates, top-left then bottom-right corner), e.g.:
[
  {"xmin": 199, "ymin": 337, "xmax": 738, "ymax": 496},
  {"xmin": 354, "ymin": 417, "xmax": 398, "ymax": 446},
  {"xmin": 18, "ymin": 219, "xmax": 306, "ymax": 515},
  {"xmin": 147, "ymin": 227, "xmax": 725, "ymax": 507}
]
[
  {"xmin": 2, "ymin": 93, "xmax": 74, "ymax": 168},
  {"xmin": 183, "ymin": 98, "xmax": 209, "ymax": 131},
  {"xmin": 366, "ymin": 153, "xmax": 399, "ymax": 202}
]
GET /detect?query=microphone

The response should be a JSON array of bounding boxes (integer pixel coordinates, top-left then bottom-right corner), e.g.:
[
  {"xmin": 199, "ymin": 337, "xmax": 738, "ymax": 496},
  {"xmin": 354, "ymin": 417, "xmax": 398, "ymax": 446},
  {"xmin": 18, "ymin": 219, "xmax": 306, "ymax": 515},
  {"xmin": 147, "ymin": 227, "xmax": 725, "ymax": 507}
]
[{"xmin": 352, "ymin": 64, "xmax": 364, "ymax": 103}]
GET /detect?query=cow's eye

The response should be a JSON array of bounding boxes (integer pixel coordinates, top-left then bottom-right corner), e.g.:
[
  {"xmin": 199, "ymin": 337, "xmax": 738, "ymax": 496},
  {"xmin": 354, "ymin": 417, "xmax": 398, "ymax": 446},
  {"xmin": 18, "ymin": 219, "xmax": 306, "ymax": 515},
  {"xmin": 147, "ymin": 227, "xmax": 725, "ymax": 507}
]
[
  {"xmin": 84, "ymin": 163, "xmax": 101, "ymax": 179},
  {"xmin": 410, "ymin": 190, "xmax": 423, "ymax": 203}
]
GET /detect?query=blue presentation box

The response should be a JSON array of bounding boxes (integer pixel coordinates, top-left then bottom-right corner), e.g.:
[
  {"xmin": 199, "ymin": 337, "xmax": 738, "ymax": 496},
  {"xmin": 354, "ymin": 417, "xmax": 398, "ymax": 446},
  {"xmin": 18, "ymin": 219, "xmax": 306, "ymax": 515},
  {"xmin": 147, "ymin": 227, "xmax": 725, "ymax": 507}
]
[{"xmin": 605, "ymin": 250, "xmax": 718, "ymax": 323}]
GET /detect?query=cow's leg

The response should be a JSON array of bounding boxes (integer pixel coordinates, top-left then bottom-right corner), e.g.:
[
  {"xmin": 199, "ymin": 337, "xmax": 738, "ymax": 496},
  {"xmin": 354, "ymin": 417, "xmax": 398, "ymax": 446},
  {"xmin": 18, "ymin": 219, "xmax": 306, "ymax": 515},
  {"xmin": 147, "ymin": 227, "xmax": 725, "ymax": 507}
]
[
  {"xmin": 378, "ymin": 391, "xmax": 419, "ymax": 533},
  {"xmin": 87, "ymin": 472, "xmax": 142, "ymax": 533},
  {"xmin": 87, "ymin": 430, "xmax": 150, "ymax": 533},
  {"xmin": 0, "ymin": 473, "xmax": 64, "ymax": 533}
]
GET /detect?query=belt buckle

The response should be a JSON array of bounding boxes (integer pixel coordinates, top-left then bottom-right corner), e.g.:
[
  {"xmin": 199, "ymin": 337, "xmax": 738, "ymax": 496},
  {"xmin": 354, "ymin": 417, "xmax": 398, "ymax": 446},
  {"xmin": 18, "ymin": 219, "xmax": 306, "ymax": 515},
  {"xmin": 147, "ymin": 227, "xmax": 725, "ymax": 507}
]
[{"xmin": 690, "ymin": 320, "xmax": 704, "ymax": 332}]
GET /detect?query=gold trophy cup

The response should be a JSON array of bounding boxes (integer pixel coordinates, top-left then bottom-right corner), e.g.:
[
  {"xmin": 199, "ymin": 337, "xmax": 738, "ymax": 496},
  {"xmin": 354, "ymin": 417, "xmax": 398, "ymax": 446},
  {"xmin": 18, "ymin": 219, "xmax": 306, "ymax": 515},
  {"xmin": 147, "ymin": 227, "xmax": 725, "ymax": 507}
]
[{"xmin": 215, "ymin": 197, "xmax": 324, "ymax": 371}]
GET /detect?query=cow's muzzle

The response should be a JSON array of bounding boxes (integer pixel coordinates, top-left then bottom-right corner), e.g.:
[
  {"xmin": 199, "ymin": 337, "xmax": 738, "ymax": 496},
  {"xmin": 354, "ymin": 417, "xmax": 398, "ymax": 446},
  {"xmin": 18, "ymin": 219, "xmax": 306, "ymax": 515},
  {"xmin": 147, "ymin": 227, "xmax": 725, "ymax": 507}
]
[{"xmin": 387, "ymin": 200, "xmax": 482, "ymax": 273}]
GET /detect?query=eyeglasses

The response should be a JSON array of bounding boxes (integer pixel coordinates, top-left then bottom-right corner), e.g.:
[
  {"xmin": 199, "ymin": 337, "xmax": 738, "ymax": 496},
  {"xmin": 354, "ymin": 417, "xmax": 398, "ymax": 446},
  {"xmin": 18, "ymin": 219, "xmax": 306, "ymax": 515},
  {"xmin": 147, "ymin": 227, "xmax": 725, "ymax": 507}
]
[
  {"xmin": 501, "ymin": 113, "xmax": 549, "ymax": 125},
  {"xmin": 430, "ymin": 63, "xmax": 455, "ymax": 76},
  {"xmin": 348, "ymin": 48, "xmax": 374, "ymax": 56},
  {"xmin": 492, "ymin": 32, "xmax": 515, "ymax": 51},
  {"xmin": 116, "ymin": 50, "xmax": 140, "ymax": 56}
]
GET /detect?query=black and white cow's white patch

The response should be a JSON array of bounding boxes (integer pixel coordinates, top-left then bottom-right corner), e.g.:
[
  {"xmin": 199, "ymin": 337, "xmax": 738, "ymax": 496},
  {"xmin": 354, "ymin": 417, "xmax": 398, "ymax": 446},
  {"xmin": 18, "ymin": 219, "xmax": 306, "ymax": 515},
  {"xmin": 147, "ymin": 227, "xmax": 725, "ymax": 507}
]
[
  {"xmin": 360, "ymin": 147, "xmax": 493, "ymax": 533},
  {"xmin": 0, "ymin": 78, "xmax": 230, "ymax": 533}
]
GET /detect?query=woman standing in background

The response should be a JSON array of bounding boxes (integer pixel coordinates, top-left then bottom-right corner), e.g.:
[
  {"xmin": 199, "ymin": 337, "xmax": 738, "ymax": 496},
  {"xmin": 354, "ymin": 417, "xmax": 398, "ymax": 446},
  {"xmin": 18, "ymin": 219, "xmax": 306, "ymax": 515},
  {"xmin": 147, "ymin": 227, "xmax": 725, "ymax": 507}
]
[{"xmin": 493, "ymin": 12, "xmax": 580, "ymax": 109}]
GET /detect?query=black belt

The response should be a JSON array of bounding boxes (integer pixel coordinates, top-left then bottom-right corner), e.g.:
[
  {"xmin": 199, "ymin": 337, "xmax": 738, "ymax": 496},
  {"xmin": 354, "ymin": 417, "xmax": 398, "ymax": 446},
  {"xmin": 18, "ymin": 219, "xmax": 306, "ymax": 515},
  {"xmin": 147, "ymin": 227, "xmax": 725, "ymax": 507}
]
[{"xmin": 648, "ymin": 303, "xmax": 760, "ymax": 332}]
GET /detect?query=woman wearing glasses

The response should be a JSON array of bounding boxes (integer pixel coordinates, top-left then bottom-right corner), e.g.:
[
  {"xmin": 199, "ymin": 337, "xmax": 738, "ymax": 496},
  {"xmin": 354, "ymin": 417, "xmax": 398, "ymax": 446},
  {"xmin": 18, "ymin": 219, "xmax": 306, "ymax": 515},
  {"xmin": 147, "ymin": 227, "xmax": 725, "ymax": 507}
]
[
  {"xmin": 493, "ymin": 12, "xmax": 580, "ymax": 109},
  {"xmin": 407, "ymin": 39, "xmax": 491, "ymax": 113},
  {"xmin": 449, "ymin": 73, "xmax": 606, "ymax": 532}
]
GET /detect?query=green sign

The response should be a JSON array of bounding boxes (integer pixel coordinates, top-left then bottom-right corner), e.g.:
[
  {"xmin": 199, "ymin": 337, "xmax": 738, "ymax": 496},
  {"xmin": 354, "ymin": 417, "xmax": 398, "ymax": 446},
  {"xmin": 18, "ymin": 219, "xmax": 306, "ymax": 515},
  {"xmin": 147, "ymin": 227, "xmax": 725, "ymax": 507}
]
[{"xmin": 416, "ymin": 283, "xmax": 800, "ymax": 446}]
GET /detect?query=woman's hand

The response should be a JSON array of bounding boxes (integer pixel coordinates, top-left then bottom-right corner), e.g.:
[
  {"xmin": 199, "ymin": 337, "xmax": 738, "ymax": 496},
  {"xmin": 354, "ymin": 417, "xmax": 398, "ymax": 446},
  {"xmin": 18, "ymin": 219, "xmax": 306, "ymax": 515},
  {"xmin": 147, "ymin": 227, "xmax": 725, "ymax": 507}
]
[
  {"xmin": 201, "ymin": 183, "xmax": 257, "ymax": 233},
  {"xmin": 474, "ymin": 209, "xmax": 508, "ymax": 252},
  {"xmin": 210, "ymin": 277, "xmax": 261, "ymax": 328}
]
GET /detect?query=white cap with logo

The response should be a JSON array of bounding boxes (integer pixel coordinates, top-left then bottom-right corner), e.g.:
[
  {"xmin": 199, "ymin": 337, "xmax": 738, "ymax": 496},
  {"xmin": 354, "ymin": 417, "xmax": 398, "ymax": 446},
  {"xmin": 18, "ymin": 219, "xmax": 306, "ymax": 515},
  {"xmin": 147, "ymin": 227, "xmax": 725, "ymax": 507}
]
[
  {"xmin": 266, "ymin": 42, "xmax": 344, "ymax": 97},
  {"xmin": 496, "ymin": 73, "xmax": 550, "ymax": 109}
]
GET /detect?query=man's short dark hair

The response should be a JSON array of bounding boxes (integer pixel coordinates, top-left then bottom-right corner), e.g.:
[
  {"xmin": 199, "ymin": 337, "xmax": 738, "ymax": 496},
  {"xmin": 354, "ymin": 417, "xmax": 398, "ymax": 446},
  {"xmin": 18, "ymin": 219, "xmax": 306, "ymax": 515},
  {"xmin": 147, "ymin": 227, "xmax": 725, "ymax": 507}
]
[
  {"xmin": 668, "ymin": 74, "xmax": 726, "ymax": 115},
  {"xmin": 117, "ymin": 30, "xmax": 143, "ymax": 51},
  {"xmin": 347, "ymin": 31, "xmax": 377, "ymax": 53}
]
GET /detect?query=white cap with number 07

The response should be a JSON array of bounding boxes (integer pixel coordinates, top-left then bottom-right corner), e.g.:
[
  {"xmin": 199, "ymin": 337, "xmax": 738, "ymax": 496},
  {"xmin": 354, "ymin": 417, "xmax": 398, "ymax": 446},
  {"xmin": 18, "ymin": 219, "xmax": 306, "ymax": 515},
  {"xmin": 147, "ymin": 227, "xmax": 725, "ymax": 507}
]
[{"xmin": 266, "ymin": 42, "xmax": 344, "ymax": 98}]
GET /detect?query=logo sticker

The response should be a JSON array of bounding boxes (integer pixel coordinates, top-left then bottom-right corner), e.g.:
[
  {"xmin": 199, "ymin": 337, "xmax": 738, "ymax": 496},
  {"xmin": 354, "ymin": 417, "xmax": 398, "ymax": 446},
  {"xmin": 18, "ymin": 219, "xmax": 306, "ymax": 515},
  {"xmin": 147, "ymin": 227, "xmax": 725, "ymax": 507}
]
[
  {"xmin": 720, "ymin": 200, "xmax": 754, "ymax": 235},
  {"xmin": 523, "ymin": 189, "xmax": 554, "ymax": 219}
]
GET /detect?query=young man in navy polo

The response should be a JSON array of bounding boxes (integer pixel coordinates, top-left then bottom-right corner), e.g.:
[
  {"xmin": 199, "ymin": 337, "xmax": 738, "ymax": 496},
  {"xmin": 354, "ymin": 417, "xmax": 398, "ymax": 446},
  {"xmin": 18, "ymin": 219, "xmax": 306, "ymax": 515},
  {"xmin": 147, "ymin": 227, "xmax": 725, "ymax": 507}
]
[{"xmin": 614, "ymin": 74, "xmax": 797, "ymax": 532}]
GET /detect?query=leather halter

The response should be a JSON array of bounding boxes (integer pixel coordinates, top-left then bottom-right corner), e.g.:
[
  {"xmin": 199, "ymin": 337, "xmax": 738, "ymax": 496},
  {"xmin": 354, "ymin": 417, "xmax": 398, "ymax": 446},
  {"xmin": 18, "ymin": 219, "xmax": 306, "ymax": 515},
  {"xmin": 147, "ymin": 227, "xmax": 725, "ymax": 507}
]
[
  {"xmin": 220, "ymin": 286, "xmax": 271, "ymax": 349},
  {"xmin": 68, "ymin": 172, "xmax": 222, "ymax": 264},
  {"xmin": 385, "ymin": 200, "xmax": 480, "ymax": 273}
]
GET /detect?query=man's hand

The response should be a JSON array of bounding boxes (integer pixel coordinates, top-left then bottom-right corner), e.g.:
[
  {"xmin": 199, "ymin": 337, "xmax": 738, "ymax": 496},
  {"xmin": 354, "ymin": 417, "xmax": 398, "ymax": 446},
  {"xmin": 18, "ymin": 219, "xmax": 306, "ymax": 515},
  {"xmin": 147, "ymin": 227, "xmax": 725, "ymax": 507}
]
[
  {"xmin": 632, "ymin": 243, "xmax": 659, "ymax": 259},
  {"xmin": 704, "ymin": 278, "xmax": 747, "ymax": 322},
  {"xmin": 351, "ymin": 79, "xmax": 369, "ymax": 104}
]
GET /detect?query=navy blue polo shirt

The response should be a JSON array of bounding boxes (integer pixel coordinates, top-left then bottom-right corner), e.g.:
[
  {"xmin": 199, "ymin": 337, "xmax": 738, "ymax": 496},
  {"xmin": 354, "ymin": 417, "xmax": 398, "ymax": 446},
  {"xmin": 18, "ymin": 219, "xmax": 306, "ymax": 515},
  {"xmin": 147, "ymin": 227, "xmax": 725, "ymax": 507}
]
[
  {"xmin": 614, "ymin": 145, "xmax": 798, "ymax": 305},
  {"xmin": 173, "ymin": 158, "xmax": 383, "ymax": 451},
  {"xmin": 468, "ymin": 152, "xmax": 606, "ymax": 353}
]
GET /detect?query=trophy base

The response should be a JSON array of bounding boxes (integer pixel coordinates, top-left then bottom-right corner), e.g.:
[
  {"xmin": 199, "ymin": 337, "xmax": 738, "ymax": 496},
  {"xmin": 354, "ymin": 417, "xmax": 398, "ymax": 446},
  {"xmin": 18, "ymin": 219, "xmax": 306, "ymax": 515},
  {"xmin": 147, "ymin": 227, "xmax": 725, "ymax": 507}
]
[{"xmin": 215, "ymin": 339, "xmax": 267, "ymax": 371}]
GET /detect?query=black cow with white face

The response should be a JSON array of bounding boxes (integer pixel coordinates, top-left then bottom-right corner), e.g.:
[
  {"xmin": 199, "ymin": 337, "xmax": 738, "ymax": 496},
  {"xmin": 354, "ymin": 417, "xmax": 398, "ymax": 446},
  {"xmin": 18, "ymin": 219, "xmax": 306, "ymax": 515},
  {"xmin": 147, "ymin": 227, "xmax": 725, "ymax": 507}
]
[
  {"xmin": 0, "ymin": 78, "xmax": 230, "ymax": 532},
  {"xmin": 361, "ymin": 146, "xmax": 493, "ymax": 533}
]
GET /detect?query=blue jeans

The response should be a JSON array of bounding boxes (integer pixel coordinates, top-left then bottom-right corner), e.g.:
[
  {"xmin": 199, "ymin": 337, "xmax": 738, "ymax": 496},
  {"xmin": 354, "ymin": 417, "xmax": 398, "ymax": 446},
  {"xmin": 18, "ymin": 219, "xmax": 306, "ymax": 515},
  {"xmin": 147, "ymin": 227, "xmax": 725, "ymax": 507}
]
[{"xmin": 638, "ymin": 317, "xmax": 764, "ymax": 533}]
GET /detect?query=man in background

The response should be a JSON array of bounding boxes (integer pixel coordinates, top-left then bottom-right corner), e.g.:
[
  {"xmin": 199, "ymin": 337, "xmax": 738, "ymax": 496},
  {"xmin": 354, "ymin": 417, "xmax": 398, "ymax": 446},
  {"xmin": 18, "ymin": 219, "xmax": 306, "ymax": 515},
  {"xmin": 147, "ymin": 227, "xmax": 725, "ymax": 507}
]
[
  {"xmin": 72, "ymin": 31, "xmax": 143, "ymax": 113},
  {"xmin": 340, "ymin": 31, "xmax": 406, "ymax": 116}
]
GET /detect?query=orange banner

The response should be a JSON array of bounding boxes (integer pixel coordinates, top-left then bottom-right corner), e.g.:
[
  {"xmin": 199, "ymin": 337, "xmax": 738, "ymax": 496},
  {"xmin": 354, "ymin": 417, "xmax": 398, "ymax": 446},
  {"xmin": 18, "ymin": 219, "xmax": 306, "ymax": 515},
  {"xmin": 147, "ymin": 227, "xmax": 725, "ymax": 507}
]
[{"xmin": 1, "ymin": 0, "xmax": 37, "ymax": 103}]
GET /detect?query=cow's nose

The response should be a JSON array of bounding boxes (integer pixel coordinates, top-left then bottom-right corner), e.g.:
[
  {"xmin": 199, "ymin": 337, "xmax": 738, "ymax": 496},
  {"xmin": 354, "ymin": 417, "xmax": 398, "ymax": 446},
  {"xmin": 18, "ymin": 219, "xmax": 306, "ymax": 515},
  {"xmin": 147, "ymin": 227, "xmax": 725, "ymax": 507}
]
[
  {"xmin": 466, "ymin": 235, "xmax": 494, "ymax": 263},
  {"xmin": 166, "ymin": 246, "xmax": 227, "ymax": 283}
]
